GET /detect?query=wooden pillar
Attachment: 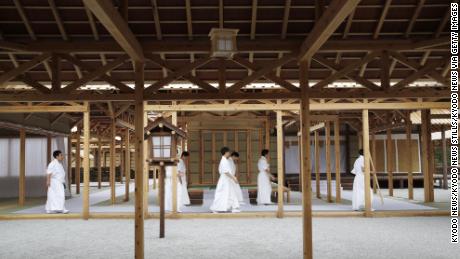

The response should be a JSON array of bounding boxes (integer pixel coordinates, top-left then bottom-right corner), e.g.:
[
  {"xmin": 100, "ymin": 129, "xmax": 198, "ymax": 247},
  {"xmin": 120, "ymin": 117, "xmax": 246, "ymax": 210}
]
[
  {"xmin": 371, "ymin": 133, "xmax": 377, "ymax": 194},
  {"xmin": 82, "ymin": 103, "xmax": 90, "ymax": 219},
  {"xmin": 314, "ymin": 131, "xmax": 320, "ymax": 198},
  {"xmin": 325, "ymin": 122, "xmax": 332, "ymax": 203},
  {"xmin": 276, "ymin": 109, "xmax": 284, "ymax": 218},
  {"xmin": 18, "ymin": 128, "xmax": 26, "ymax": 206},
  {"xmin": 334, "ymin": 119, "xmax": 341, "ymax": 203},
  {"xmin": 386, "ymin": 124, "xmax": 394, "ymax": 196},
  {"xmin": 125, "ymin": 129, "xmax": 131, "ymax": 201},
  {"xmin": 421, "ymin": 110, "xmax": 434, "ymax": 202},
  {"xmin": 265, "ymin": 117, "xmax": 270, "ymax": 150},
  {"xmin": 406, "ymin": 116, "xmax": 414, "ymax": 199},
  {"xmin": 344, "ymin": 124, "xmax": 351, "ymax": 174},
  {"xmin": 110, "ymin": 118, "xmax": 116, "ymax": 204},
  {"xmin": 143, "ymin": 111, "xmax": 149, "ymax": 217},
  {"xmin": 133, "ymin": 61, "xmax": 145, "ymax": 259},
  {"xmin": 299, "ymin": 60, "xmax": 312, "ymax": 259},
  {"xmin": 171, "ymin": 110, "xmax": 178, "ymax": 214},
  {"xmin": 97, "ymin": 137, "xmax": 102, "ymax": 189},
  {"xmin": 76, "ymin": 129, "xmax": 81, "ymax": 194},
  {"xmin": 159, "ymin": 165, "xmax": 165, "ymax": 238},
  {"xmin": 67, "ymin": 135, "xmax": 72, "ymax": 192},
  {"xmin": 46, "ymin": 134, "xmax": 52, "ymax": 164},
  {"xmin": 362, "ymin": 109, "xmax": 372, "ymax": 216},
  {"xmin": 441, "ymin": 125, "xmax": 448, "ymax": 189}
]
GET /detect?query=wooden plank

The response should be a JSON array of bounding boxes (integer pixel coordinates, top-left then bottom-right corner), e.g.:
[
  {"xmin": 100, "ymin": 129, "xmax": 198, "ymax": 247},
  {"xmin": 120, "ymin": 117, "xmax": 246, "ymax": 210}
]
[
  {"xmin": 334, "ymin": 119, "xmax": 341, "ymax": 203},
  {"xmin": 362, "ymin": 109, "xmax": 372, "ymax": 217},
  {"xmin": 299, "ymin": 0, "xmax": 361, "ymax": 61},
  {"xmin": 133, "ymin": 61, "xmax": 145, "ymax": 259},
  {"xmin": 299, "ymin": 61, "xmax": 313, "ymax": 259},
  {"xmin": 82, "ymin": 104, "xmax": 90, "ymax": 219},
  {"xmin": 314, "ymin": 131, "xmax": 320, "ymax": 198},
  {"xmin": 82, "ymin": 0, "xmax": 144, "ymax": 62},
  {"xmin": 0, "ymin": 105, "xmax": 88, "ymax": 113},
  {"xmin": 276, "ymin": 110, "xmax": 284, "ymax": 218},
  {"xmin": 325, "ymin": 121, "xmax": 332, "ymax": 202},
  {"xmin": 18, "ymin": 128, "xmax": 25, "ymax": 206}
]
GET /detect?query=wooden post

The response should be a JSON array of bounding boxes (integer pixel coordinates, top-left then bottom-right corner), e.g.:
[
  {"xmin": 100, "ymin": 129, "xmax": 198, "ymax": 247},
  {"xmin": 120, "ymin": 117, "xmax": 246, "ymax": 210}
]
[
  {"xmin": 406, "ymin": 116, "xmax": 414, "ymax": 199},
  {"xmin": 299, "ymin": 60, "xmax": 312, "ymax": 259},
  {"xmin": 47, "ymin": 134, "xmax": 52, "ymax": 164},
  {"xmin": 371, "ymin": 133, "xmax": 377, "ymax": 194},
  {"xmin": 19, "ymin": 128, "xmax": 26, "ymax": 206},
  {"xmin": 344, "ymin": 124, "xmax": 351, "ymax": 174},
  {"xmin": 314, "ymin": 131, "xmax": 320, "ymax": 198},
  {"xmin": 125, "ymin": 129, "xmax": 130, "ymax": 201},
  {"xmin": 421, "ymin": 110, "xmax": 434, "ymax": 202},
  {"xmin": 325, "ymin": 121, "xmax": 332, "ymax": 203},
  {"xmin": 97, "ymin": 137, "xmax": 102, "ymax": 189},
  {"xmin": 159, "ymin": 164, "xmax": 165, "ymax": 238},
  {"xmin": 276, "ymin": 110, "xmax": 284, "ymax": 218},
  {"xmin": 265, "ymin": 117, "xmax": 270, "ymax": 151},
  {"xmin": 67, "ymin": 135, "xmax": 72, "ymax": 192},
  {"xmin": 143, "ymin": 111, "xmax": 149, "ymax": 217},
  {"xmin": 82, "ymin": 103, "xmax": 90, "ymax": 219},
  {"xmin": 76, "ymin": 129, "xmax": 81, "ymax": 194},
  {"xmin": 441, "ymin": 125, "xmax": 448, "ymax": 189},
  {"xmin": 133, "ymin": 61, "xmax": 144, "ymax": 259},
  {"xmin": 172, "ymin": 110, "xmax": 178, "ymax": 214},
  {"xmin": 110, "ymin": 117, "xmax": 116, "ymax": 204},
  {"xmin": 334, "ymin": 119, "xmax": 341, "ymax": 203},
  {"xmin": 362, "ymin": 109, "xmax": 372, "ymax": 217},
  {"xmin": 211, "ymin": 132, "xmax": 216, "ymax": 183},
  {"xmin": 386, "ymin": 124, "xmax": 393, "ymax": 196}
]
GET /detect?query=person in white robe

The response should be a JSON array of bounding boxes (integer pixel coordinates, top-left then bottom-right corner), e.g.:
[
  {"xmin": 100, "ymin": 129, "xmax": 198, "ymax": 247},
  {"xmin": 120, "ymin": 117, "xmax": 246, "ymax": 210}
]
[
  {"xmin": 351, "ymin": 149, "xmax": 373, "ymax": 211},
  {"xmin": 210, "ymin": 147, "xmax": 241, "ymax": 213},
  {"xmin": 164, "ymin": 165, "xmax": 183, "ymax": 212},
  {"xmin": 229, "ymin": 152, "xmax": 244, "ymax": 204},
  {"xmin": 177, "ymin": 151, "xmax": 191, "ymax": 205},
  {"xmin": 257, "ymin": 149, "xmax": 275, "ymax": 205},
  {"xmin": 45, "ymin": 150, "xmax": 69, "ymax": 214}
]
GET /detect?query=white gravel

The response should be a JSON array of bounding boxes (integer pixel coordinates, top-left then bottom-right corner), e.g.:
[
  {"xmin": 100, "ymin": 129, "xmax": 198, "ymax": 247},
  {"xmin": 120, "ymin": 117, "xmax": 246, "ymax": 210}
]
[{"xmin": 0, "ymin": 217, "xmax": 456, "ymax": 259}]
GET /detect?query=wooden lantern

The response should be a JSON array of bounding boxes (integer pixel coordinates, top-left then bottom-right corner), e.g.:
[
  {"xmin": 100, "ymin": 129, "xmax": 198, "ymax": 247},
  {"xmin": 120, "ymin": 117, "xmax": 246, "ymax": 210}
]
[
  {"xmin": 144, "ymin": 117, "xmax": 187, "ymax": 238},
  {"xmin": 208, "ymin": 28, "xmax": 239, "ymax": 58}
]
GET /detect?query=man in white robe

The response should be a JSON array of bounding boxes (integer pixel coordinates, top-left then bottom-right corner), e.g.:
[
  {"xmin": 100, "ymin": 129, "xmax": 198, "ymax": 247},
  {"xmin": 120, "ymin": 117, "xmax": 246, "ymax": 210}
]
[
  {"xmin": 178, "ymin": 151, "xmax": 191, "ymax": 205},
  {"xmin": 229, "ymin": 152, "xmax": 244, "ymax": 204},
  {"xmin": 45, "ymin": 150, "xmax": 69, "ymax": 214},
  {"xmin": 165, "ymin": 165, "xmax": 183, "ymax": 212},
  {"xmin": 210, "ymin": 147, "xmax": 240, "ymax": 213},
  {"xmin": 351, "ymin": 149, "xmax": 373, "ymax": 211},
  {"xmin": 257, "ymin": 149, "xmax": 274, "ymax": 205}
]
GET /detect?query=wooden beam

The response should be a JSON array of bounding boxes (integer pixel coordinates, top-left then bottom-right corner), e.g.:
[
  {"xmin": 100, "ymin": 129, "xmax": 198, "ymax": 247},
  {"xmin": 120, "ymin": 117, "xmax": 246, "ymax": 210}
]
[
  {"xmin": 82, "ymin": 103, "xmax": 90, "ymax": 219},
  {"xmin": 405, "ymin": 0, "xmax": 425, "ymax": 38},
  {"xmin": 441, "ymin": 125, "xmax": 448, "ymax": 189},
  {"xmin": 76, "ymin": 129, "xmax": 81, "ymax": 194},
  {"xmin": 299, "ymin": 0, "xmax": 361, "ymax": 61},
  {"xmin": 50, "ymin": 113, "xmax": 66, "ymax": 126},
  {"xmin": 231, "ymin": 56, "xmax": 298, "ymax": 92},
  {"xmin": 325, "ymin": 121, "xmax": 332, "ymax": 202},
  {"xmin": 67, "ymin": 135, "xmax": 72, "ymax": 192},
  {"xmin": 0, "ymin": 53, "xmax": 51, "ymax": 86},
  {"xmin": 250, "ymin": 0, "xmax": 258, "ymax": 40},
  {"xmin": 334, "ymin": 119, "xmax": 341, "ymax": 202},
  {"xmin": 133, "ymin": 61, "xmax": 145, "ymax": 258},
  {"xmin": 281, "ymin": 0, "xmax": 291, "ymax": 39},
  {"xmin": 46, "ymin": 135, "xmax": 52, "ymax": 164},
  {"xmin": 82, "ymin": 0, "xmax": 144, "ymax": 62},
  {"xmin": 386, "ymin": 124, "xmax": 394, "ymax": 196},
  {"xmin": 299, "ymin": 60, "xmax": 313, "ymax": 259},
  {"xmin": 98, "ymin": 137, "xmax": 102, "ymax": 189},
  {"xmin": 185, "ymin": 0, "xmax": 193, "ymax": 40},
  {"xmin": 406, "ymin": 115, "xmax": 414, "ymax": 199},
  {"xmin": 124, "ymin": 129, "xmax": 130, "ymax": 201},
  {"xmin": 110, "ymin": 117, "xmax": 116, "ymax": 204},
  {"xmin": 314, "ymin": 130, "xmax": 320, "ymax": 198},
  {"xmin": 421, "ymin": 109, "xmax": 434, "ymax": 202},
  {"xmin": 50, "ymin": 54, "xmax": 61, "ymax": 92},
  {"xmin": 18, "ymin": 128, "xmax": 25, "ymax": 206},
  {"xmin": 62, "ymin": 55, "xmax": 128, "ymax": 93},
  {"xmin": 219, "ymin": 0, "xmax": 224, "ymax": 28},
  {"xmin": 380, "ymin": 51, "xmax": 390, "ymax": 90},
  {"xmin": 227, "ymin": 54, "xmax": 296, "ymax": 92},
  {"xmin": 276, "ymin": 110, "xmax": 284, "ymax": 218},
  {"xmin": 0, "ymin": 105, "xmax": 88, "ymax": 113},
  {"xmin": 362, "ymin": 108, "xmax": 372, "ymax": 217},
  {"xmin": 150, "ymin": 0, "xmax": 162, "ymax": 40},
  {"xmin": 392, "ymin": 62, "xmax": 442, "ymax": 89},
  {"xmin": 373, "ymin": 0, "xmax": 391, "ymax": 39}
]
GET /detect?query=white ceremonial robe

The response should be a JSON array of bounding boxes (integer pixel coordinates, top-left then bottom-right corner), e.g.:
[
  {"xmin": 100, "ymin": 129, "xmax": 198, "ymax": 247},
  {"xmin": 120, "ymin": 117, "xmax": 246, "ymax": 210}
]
[
  {"xmin": 229, "ymin": 157, "xmax": 244, "ymax": 204},
  {"xmin": 45, "ymin": 159, "xmax": 67, "ymax": 212},
  {"xmin": 210, "ymin": 156, "xmax": 240, "ymax": 212},
  {"xmin": 257, "ymin": 156, "xmax": 272, "ymax": 205},
  {"xmin": 178, "ymin": 159, "xmax": 191, "ymax": 205},
  {"xmin": 165, "ymin": 166, "xmax": 183, "ymax": 212},
  {"xmin": 351, "ymin": 155, "xmax": 373, "ymax": 210}
]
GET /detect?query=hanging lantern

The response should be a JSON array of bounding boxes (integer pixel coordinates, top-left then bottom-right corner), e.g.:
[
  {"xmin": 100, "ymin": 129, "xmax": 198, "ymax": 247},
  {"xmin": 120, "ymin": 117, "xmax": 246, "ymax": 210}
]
[{"xmin": 208, "ymin": 28, "xmax": 239, "ymax": 58}]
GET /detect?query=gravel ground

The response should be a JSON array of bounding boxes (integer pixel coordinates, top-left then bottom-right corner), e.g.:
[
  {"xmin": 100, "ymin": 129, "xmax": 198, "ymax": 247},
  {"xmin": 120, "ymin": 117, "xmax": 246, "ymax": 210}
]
[{"xmin": 0, "ymin": 217, "xmax": 457, "ymax": 259}]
